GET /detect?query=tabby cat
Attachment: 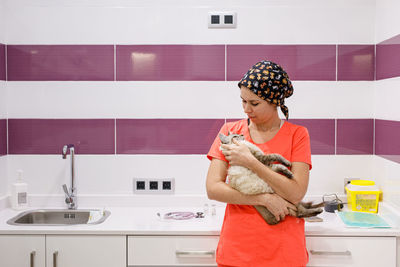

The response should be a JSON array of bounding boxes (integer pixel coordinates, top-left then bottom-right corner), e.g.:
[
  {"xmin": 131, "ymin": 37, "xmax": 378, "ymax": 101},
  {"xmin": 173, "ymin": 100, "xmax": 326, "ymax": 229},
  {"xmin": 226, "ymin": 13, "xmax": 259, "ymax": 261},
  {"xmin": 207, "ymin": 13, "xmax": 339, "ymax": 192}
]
[{"xmin": 219, "ymin": 132, "xmax": 323, "ymax": 225}]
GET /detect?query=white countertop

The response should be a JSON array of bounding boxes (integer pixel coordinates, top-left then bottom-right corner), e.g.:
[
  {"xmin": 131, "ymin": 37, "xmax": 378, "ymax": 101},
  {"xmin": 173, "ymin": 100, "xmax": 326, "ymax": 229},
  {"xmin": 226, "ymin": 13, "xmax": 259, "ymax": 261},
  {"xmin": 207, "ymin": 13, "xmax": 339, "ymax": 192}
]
[{"xmin": 0, "ymin": 203, "xmax": 399, "ymax": 236}]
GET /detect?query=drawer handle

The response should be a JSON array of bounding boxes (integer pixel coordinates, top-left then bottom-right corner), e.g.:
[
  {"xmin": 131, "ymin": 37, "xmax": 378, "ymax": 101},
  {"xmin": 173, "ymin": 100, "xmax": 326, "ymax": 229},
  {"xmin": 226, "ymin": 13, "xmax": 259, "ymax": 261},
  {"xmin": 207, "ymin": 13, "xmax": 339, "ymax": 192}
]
[
  {"xmin": 30, "ymin": 251, "xmax": 36, "ymax": 267},
  {"xmin": 176, "ymin": 250, "xmax": 215, "ymax": 257},
  {"xmin": 53, "ymin": 251, "xmax": 58, "ymax": 267},
  {"xmin": 310, "ymin": 250, "xmax": 351, "ymax": 256}
]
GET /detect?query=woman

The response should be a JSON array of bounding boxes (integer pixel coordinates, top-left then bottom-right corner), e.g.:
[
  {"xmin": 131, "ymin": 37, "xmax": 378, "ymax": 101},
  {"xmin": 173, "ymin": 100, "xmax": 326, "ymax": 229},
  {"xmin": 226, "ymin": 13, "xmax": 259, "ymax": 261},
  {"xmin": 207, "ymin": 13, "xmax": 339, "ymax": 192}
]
[{"xmin": 206, "ymin": 60, "xmax": 312, "ymax": 266}]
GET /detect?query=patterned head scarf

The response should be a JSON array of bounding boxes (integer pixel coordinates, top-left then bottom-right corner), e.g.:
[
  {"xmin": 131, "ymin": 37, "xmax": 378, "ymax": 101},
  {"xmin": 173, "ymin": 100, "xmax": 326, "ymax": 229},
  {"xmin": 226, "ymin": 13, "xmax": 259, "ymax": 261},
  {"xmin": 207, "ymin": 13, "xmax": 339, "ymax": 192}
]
[{"xmin": 238, "ymin": 60, "xmax": 294, "ymax": 120}]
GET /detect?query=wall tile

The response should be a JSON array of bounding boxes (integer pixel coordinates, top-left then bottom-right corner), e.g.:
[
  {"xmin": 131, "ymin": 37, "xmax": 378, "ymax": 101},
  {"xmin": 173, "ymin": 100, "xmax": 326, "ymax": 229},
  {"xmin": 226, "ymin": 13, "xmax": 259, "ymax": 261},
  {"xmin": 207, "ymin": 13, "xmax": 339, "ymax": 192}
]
[
  {"xmin": 337, "ymin": 45, "xmax": 375, "ymax": 81},
  {"xmin": 0, "ymin": 44, "xmax": 5, "ymax": 80},
  {"xmin": 337, "ymin": 119, "xmax": 373, "ymax": 154},
  {"xmin": 8, "ymin": 119, "xmax": 115, "ymax": 154},
  {"xmin": 290, "ymin": 119, "xmax": 335, "ymax": 155},
  {"xmin": 376, "ymin": 34, "xmax": 400, "ymax": 80},
  {"xmin": 0, "ymin": 119, "xmax": 6, "ymax": 156},
  {"xmin": 116, "ymin": 119, "xmax": 224, "ymax": 154},
  {"xmin": 116, "ymin": 45, "xmax": 225, "ymax": 81},
  {"xmin": 375, "ymin": 119, "xmax": 400, "ymax": 163},
  {"xmin": 7, "ymin": 45, "xmax": 114, "ymax": 81},
  {"xmin": 227, "ymin": 45, "xmax": 336, "ymax": 81}
]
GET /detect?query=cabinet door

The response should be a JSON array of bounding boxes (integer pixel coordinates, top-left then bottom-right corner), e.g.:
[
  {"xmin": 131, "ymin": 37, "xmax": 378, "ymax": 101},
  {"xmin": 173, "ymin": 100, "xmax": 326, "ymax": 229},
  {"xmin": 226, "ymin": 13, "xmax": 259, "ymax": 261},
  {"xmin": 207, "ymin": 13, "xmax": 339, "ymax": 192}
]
[
  {"xmin": 46, "ymin": 235, "xmax": 126, "ymax": 267},
  {"xmin": 0, "ymin": 235, "xmax": 46, "ymax": 267},
  {"xmin": 306, "ymin": 236, "xmax": 396, "ymax": 267},
  {"xmin": 128, "ymin": 235, "xmax": 219, "ymax": 266}
]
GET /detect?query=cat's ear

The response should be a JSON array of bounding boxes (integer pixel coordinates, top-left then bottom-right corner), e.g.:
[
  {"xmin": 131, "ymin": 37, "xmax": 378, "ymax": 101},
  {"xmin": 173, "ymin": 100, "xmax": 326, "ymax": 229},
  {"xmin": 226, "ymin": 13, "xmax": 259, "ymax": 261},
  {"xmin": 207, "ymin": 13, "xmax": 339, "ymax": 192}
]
[{"xmin": 219, "ymin": 133, "xmax": 229, "ymax": 144}]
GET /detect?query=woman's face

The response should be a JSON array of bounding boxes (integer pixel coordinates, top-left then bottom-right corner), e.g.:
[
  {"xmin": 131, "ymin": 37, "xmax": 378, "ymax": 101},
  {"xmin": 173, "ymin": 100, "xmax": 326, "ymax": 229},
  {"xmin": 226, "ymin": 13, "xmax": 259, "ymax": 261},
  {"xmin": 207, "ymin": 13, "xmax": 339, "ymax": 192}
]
[{"xmin": 240, "ymin": 86, "xmax": 277, "ymax": 124}]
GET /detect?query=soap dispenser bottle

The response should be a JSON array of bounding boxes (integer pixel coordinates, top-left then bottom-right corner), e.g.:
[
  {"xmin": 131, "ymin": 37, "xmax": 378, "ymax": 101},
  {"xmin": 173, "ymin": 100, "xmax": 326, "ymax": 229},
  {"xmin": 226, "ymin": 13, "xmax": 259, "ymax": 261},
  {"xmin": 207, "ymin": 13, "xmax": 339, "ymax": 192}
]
[{"xmin": 11, "ymin": 170, "xmax": 28, "ymax": 210}]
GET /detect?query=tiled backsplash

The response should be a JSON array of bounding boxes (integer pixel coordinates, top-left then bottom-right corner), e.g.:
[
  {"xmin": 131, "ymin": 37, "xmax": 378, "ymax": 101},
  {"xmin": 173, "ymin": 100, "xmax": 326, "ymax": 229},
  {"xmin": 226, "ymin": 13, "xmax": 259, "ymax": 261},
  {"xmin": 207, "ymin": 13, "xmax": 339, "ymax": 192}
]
[
  {"xmin": 0, "ymin": 44, "xmax": 5, "ymax": 81},
  {"xmin": 116, "ymin": 45, "xmax": 225, "ymax": 81},
  {"xmin": 376, "ymin": 34, "xmax": 400, "ymax": 80},
  {"xmin": 7, "ymin": 45, "xmax": 114, "ymax": 81},
  {"xmin": 375, "ymin": 119, "xmax": 400, "ymax": 163},
  {"xmin": 3, "ymin": 118, "xmax": 375, "ymax": 156},
  {"xmin": 4, "ymin": 44, "xmax": 375, "ymax": 81},
  {"xmin": 0, "ymin": 119, "xmax": 6, "ymax": 156}
]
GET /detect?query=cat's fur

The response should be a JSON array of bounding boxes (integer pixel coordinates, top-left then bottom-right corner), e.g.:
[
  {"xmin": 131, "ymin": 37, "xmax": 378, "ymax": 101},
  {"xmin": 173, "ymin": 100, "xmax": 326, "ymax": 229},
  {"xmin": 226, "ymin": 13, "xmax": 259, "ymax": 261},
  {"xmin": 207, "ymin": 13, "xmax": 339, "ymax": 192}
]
[{"xmin": 219, "ymin": 132, "xmax": 323, "ymax": 225}]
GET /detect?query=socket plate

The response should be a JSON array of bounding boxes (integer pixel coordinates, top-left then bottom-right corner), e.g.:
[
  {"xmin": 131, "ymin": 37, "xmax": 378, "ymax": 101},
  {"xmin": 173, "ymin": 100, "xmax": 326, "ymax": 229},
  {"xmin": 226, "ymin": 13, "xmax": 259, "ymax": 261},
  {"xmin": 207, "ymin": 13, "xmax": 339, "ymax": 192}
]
[
  {"xmin": 133, "ymin": 178, "xmax": 175, "ymax": 194},
  {"xmin": 208, "ymin": 11, "xmax": 237, "ymax": 28}
]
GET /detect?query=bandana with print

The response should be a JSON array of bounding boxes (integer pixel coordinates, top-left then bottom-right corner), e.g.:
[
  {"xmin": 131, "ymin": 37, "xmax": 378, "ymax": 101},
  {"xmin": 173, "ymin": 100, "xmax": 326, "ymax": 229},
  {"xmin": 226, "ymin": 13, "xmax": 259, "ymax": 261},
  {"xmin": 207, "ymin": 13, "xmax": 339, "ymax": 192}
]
[{"xmin": 238, "ymin": 60, "xmax": 293, "ymax": 120}]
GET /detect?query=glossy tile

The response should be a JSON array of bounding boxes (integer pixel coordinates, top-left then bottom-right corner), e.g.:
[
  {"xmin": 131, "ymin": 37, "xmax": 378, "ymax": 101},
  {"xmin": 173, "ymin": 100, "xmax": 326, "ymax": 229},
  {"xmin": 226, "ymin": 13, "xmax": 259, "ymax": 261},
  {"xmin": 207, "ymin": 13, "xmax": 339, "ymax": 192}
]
[
  {"xmin": 7, "ymin": 45, "xmax": 114, "ymax": 81},
  {"xmin": 116, "ymin": 45, "xmax": 225, "ymax": 81},
  {"xmin": 0, "ymin": 119, "xmax": 6, "ymax": 156},
  {"xmin": 375, "ymin": 119, "xmax": 400, "ymax": 163},
  {"xmin": 0, "ymin": 44, "xmax": 5, "ymax": 80},
  {"xmin": 376, "ymin": 34, "xmax": 400, "ymax": 80},
  {"xmin": 290, "ymin": 119, "xmax": 335, "ymax": 155},
  {"xmin": 337, "ymin": 45, "xmax": 375, "ymax": 81},
  {"xmin": 116, "ymin": 119, "xmax": 224, "ymax": 154},
  {"xmin": 227, "ymin": 45, "xmax": 336, "ymax": 81},
  {"xmin": 8, "ymin": 119, "xmax": 115, "ymax": 154},
  {"xmin": 337, "ymin": 119, "xmax": 373, "ymax": 154}
]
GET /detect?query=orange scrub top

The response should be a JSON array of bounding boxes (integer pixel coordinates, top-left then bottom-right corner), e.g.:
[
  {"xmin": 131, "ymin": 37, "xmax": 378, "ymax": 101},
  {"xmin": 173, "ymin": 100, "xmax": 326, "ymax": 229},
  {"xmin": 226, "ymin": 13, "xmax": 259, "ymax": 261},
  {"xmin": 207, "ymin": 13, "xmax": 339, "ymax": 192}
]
[{"xmin": 207, "ymin": 119, "xmax": 312, "ymax": 267}]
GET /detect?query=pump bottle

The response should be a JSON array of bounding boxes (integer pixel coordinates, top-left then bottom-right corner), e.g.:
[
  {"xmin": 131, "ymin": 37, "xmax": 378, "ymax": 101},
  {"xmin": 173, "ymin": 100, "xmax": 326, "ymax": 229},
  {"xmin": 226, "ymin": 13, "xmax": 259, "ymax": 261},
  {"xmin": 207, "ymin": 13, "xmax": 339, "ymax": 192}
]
[{"xmin": 11, "ymin": 170, "xmax": 28, "ymax": 210}]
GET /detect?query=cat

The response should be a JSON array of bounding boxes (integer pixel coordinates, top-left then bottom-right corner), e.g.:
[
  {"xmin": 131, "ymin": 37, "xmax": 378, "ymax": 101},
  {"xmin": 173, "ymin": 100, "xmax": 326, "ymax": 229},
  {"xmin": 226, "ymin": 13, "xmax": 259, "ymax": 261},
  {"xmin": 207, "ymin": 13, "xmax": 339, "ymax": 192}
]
[{"xmin": 219, "ymin": 132, "xmax": 323, "ymax": 225}]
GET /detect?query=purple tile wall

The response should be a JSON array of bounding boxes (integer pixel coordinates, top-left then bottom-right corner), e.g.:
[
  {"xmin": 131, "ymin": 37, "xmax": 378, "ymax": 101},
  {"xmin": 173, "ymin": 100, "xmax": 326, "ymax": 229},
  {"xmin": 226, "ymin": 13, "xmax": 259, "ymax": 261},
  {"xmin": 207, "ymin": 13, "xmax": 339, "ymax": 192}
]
[
  {"xmin": 227, "ymin": 45, "xmax": 336, "ymax": 81},
  {"xmin": 290, "ymin": 119, "xmax": 335, "ymax": 155},
  {"xmin": 116, "ymin": 45, "xmax": 225, "ymax": 81},
  {"xmin": 376, "ymin": 34, "xmax": 400, "ymax": 80},
  {"xmin": 0, "ymin": 44, "xmax": 5, "ymax": 80},
  {"xmin": 337, "ymin": 45, "xmax": 375, "ymax": 81},
  {"xmin": 375, "ymin": 119, "xmax": 400, "ymax": 163},
  {"xmin": 5, "ymin": 118, "xmax": 378, "ymax": 155},
  {"xmin": 8, "ymin": 119, "xmax": 115, "ymax": 154},
  {"xmin": 7, "ymin": 45, "xmax": 114, "ymax": 81},
  {"xmin": 0, "ymin": 119, "xmax": 6, "ymax": 156},
  {"xmin": 116, "ymin": 119, "xmax": 224, "ymax": 154},
  {"xmin": 337, "ymin": 119, "xmax": 374, "ymax": 155}
]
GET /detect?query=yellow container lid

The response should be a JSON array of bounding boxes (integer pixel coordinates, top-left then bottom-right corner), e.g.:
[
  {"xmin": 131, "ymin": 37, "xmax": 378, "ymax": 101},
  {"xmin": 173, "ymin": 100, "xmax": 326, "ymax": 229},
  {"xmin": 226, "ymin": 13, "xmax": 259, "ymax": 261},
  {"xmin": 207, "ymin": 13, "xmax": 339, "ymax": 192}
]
[
  {"xmin": 346, "ymin": 180, "xmax": 379, "ymax": 192},
  {"xmin": 350, "ymin": 180, "xmax": 375, "ymax": 186}
]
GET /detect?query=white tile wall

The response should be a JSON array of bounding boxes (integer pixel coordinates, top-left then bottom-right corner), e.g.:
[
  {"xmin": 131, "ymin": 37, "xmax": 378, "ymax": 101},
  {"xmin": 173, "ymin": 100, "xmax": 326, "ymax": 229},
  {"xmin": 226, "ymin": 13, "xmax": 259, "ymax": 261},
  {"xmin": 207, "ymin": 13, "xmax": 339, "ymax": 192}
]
[
  {"xmin": 0, "ymin": 0, "xmax": 5, "ymax": 43},
  {"xmin": 373, "ymin": 156, "xmax": 400, "ymax": 207},
  {"xmin": 3, "ymin": 0, "xmax": 397, "ymax": 203},
  {"xmin": 6, "ymin": 154, "xmax": 376, "ymax": 197},
  {"xmin": 0, "ymin": 157, "xmax": 7, "ymax": 197},
  {"xmin": 6, "ymin": 81, "xmax": 374, "ymax": 119},
  {"xmin": 374, "ymin": 76, "xmax": 400, "ymax": 121},
  {"xmin": 0, "ymin": 82, "xmax": 6, "ymax": 119},
  {"xmin": 375, "ymin": 0, "xmax": 400, "ymax": 43},
  {"xmin": 4, "ymin": 0, "xmax": 374, "ymax": 44}
]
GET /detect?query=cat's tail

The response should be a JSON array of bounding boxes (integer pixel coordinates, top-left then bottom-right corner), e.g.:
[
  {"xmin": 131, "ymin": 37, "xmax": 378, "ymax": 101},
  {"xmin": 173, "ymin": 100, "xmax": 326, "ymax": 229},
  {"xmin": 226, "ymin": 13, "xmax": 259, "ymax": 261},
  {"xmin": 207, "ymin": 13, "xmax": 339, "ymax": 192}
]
[{"xmin": 253, "ymin": 205, "xmax": 280, "ymax": 225}]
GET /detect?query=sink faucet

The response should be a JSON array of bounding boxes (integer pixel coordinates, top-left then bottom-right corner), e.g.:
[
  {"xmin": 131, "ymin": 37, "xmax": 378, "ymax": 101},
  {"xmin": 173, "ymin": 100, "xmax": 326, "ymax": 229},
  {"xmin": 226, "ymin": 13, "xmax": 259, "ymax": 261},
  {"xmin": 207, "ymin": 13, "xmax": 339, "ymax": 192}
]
[{"xmin": 62, "ymin": 144, "xmax": 77, "ymax": 209}]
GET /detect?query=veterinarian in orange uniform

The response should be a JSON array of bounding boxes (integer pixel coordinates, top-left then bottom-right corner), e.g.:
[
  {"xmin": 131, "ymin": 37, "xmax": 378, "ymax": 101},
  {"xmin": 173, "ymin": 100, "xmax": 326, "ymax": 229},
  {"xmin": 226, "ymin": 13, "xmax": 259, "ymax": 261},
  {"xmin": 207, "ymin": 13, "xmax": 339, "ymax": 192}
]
[{"xmin": 206, "ymin": 60, "xmax": 312, "ymax": 267}]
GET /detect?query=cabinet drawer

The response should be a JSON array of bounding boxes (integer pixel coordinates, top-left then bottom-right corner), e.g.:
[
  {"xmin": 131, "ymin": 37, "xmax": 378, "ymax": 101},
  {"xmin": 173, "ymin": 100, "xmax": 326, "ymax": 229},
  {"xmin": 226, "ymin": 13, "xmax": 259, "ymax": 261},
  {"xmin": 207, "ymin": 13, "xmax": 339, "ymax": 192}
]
[
  {"xmin": 128, "ymin": 236, "xmax": 218, "ymax": 266},
  {"xmin": 306, "ymin": 236, "xmax": 396, "ymax": 267}
]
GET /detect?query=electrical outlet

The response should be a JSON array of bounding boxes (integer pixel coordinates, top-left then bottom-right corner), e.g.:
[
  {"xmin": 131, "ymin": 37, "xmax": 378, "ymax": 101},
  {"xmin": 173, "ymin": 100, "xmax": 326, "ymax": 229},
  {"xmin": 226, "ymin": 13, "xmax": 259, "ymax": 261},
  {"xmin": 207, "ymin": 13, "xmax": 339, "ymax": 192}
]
[
  {"xmin": 133, "ymin": 178, "xmax": 175, "ymax": 194},
  {"xmin": 344, "ymin": 178, "xmax": 360, "ymax": 194},
  {"xmin": 208, "ymin": 11, "xmax": 237, "ymax": 28}
]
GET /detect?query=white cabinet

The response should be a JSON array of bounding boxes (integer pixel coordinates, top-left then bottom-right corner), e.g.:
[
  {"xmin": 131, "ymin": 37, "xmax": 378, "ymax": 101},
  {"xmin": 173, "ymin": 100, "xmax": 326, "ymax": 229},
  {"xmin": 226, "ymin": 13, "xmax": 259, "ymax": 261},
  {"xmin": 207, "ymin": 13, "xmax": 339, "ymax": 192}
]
[
  {"xmin": 46, "ymin": 235, "xmax": 126, "ymax": 267},
  {"xmin": 0, "ymin": 235, "xmax": 126, "ymax": 267},
  {"xmin": 128, "ymin": 235, "xmax": 219, "ymax": 266},
  {"xmin": 0, "ymin": 235, "xmax": 46, "ymax": 267},
  {"xmin": 306, "ymin": 236, "xmax": 397, "ymax": 267}
]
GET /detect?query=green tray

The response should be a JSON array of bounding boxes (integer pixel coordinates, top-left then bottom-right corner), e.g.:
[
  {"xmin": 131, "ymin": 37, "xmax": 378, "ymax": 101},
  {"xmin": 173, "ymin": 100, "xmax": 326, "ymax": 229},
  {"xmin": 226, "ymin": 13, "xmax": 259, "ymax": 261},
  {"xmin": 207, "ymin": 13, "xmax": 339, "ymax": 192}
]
[{"xmin": 337, "ymin": 211, "xmax": 391, "ymax": 228}]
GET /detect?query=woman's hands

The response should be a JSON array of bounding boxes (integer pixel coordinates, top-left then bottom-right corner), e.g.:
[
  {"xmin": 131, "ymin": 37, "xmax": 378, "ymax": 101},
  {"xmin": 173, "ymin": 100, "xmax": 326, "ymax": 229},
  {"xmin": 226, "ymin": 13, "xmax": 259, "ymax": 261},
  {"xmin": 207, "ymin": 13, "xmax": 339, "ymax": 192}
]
[
  {"xmin": 258, "ymin": 193, "xmax": 297, "ymax": 222},
  {"xmin": 221, "ymin": 139, "xmax": 254, "ymax": 167}
]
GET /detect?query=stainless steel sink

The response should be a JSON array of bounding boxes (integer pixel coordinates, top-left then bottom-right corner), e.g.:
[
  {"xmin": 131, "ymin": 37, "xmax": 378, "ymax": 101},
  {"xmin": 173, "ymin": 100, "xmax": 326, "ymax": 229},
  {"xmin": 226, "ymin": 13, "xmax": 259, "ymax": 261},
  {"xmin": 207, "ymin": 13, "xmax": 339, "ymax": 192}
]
[{"xmin": 7, "ymin": 209, "xmax": 111, "ymax": 226}]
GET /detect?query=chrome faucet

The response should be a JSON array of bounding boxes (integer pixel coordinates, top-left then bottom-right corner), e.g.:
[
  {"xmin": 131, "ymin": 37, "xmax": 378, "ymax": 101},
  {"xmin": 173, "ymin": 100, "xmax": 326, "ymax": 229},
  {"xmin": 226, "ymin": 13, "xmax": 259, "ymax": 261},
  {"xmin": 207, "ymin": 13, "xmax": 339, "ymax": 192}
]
[{"xmin": 62, "ymin": 144, "xmax": 77, "ymax": 209}]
